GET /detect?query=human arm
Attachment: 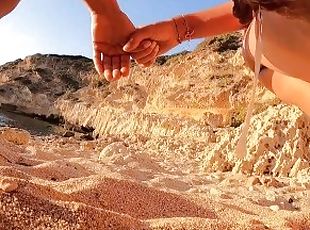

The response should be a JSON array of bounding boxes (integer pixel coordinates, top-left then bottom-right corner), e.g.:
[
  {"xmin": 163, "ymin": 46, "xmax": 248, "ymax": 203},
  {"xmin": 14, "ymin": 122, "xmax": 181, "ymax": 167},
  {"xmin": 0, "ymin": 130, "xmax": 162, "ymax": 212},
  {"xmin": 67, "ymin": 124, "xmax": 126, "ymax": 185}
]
[
  {"xmin": 175, "ymin": 2, "xmax": 243, "ymax": 40},
  {"xmin": 83, "ymin": 0, "xmax": 120, "ymax": 15},
  {"xmin": 0, "ymin": 0, "xmax": 20, "ymax": 19},
  {"xmin": 124, "ymin": 2, "xmax": 243, "ymax": 66},
  {"xmin": 84, "ymin": 0, "xmax": 155, "ymax": 81},
  {"xmin": 83, "ymin": 0, "xmax": 135, "ymax": 81}
]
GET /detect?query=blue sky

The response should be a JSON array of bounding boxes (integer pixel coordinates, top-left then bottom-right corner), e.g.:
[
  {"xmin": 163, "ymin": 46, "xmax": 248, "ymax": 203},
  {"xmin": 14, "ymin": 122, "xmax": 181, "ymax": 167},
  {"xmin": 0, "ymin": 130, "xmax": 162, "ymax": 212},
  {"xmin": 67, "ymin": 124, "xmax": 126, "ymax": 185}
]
[{"xmin": 0, "ymin": 0, "xmax": 226, "ymax": 64}]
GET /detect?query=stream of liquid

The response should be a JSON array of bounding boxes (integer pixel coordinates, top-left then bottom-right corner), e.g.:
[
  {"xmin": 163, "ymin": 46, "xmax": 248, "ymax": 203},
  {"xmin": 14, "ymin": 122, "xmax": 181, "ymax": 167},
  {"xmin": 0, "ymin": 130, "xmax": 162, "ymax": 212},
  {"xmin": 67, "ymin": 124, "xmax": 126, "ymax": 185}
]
[{"xmin": 235, "ymin": 7, "xmax": 264, "ymax": 159}]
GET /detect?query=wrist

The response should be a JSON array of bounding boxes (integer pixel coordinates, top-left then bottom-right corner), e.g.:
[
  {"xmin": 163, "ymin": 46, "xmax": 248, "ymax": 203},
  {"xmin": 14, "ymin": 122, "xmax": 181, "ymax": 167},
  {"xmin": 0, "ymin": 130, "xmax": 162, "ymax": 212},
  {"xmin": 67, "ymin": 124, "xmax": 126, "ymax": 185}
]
[
  {"xmin": 164, "ymin": 19, "xmax": 179, "ymax": 44},
  {"xmin": 85, "ymin": 0, "xmax": 120, "ymax": 16},
  {"xmin": 90, "ymin": 8, "xmax": 122, "ymax": 18},
  {"xmin": 172, "ymin": 15, "xmax": 195, "ymax": 43}
]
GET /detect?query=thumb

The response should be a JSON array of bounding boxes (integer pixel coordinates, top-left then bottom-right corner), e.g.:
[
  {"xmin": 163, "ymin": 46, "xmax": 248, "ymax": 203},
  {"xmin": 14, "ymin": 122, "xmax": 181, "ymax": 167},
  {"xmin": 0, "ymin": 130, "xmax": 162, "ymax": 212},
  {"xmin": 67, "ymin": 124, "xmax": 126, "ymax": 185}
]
[{"xmin": 123, "ymin": 28, "xmax": 151, "ymax": 52}]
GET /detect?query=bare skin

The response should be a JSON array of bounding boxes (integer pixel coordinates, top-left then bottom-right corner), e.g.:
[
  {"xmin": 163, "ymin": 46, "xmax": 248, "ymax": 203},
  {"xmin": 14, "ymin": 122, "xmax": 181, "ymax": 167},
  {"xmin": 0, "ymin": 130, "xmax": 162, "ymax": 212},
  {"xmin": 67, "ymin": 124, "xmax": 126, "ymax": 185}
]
[
  {"xmin": 92, "ymin": 14, "xmax": 156, "ymax": 81},
  {"xmin": 125, "ymin": 1, "xmax": 310, "ymax": 116},
  {"xmin": 124, "ymin": 2, "xmax": 242, "ymax": 66},
  {"xmin": 84, "ymin": 0, "xmax": 150, "ymax": 81},
  {"xmin": 0, "ymin": 0, "xmax": 20, "ymax": 18},
  {"xmin": 85, "ymin": 0, "xmax": 158, "ymax": 81},
  {"xmin": 89, "ymin": 11, "xmax": 134, "ymax": 81},
  {"xmin": 248, "ymin": 12, "xmax": 310, "ymax": 115}
]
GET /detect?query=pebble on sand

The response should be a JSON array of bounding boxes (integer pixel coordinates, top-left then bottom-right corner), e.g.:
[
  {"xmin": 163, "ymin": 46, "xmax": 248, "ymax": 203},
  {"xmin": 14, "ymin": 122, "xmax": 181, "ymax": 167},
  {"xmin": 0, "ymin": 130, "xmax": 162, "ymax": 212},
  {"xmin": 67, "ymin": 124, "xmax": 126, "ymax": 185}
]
[
  {"xmin": 0, "ymin": 179, "xmax": 18, "ymax": 193},
  {"xmin": 246, "ymin": 176, "xmax": 262, "ymax": 187},
  {"xmin": 210, "ymin": 188, "xmax": 222, "ymax": 196},
  {"xmin": 269, "ymin": 205, "xmax": 280, "ymax": 212}
]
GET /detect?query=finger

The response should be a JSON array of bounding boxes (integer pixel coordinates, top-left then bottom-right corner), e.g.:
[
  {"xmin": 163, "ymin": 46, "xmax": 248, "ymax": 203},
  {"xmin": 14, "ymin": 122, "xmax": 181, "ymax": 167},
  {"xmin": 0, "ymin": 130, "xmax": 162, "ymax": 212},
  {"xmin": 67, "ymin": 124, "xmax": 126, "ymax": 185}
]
[
  {"xmin": 94, "ymin": 50, "xmax": 104, "ymax": 76},
  {"xmin": 130, "ymin": 40, "xmax": 153, "ymax": 53},
  {"xmin": 103, "ymin": 56, "xmax": 113, "ymax": 82},
  {"xmin": 123, "ymin": 27, "xmax": 152, "ymax": 52},
  {"xmin": 142, "ymin": 60, "xmax": 155, "ymax": 68},
  {"xmin": 112, "ymin": 69, "xmax": 121, "ymax": 81},
  {"xmin": 132, "ymin": 41, "xmax": 157, "ymax": 61},
  {"xmin": 120, "ymin": 54, "xmax": 130, "ymax": 77},
  {"xmin": 136, "ymin": 45, "xmax": 160, "ymax": 65},
  {"xmin": 101, "ymin": 57, "xmax": 105, "ymax": 80},
  {"xmin": 112, "ymin": 56, "xmax": 121, "ymax": 81},
  {"xmin": 94, "ymin": 41, "xmax": 124, "ymax": 55}
]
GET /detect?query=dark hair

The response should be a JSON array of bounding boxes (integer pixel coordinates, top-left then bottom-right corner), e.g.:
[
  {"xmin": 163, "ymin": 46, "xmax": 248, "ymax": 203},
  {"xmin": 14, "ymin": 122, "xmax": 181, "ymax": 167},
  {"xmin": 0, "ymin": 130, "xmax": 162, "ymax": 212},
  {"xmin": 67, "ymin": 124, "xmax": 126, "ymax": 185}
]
[
  {"xmin": 232, "ymin": 0, "xmax": 254, "ymax": 25},
  {"xmin": 232, "ymin": 0, "xmax": 309, "ymax": 25}
]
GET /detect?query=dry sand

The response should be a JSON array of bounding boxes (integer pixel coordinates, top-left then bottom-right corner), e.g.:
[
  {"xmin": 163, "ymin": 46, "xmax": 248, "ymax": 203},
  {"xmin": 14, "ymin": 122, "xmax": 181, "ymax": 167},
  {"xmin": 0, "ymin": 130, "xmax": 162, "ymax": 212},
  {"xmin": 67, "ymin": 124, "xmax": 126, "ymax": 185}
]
[{"xmin": 0, "ymin": 126, "xmax": 309, "ymax": 230}]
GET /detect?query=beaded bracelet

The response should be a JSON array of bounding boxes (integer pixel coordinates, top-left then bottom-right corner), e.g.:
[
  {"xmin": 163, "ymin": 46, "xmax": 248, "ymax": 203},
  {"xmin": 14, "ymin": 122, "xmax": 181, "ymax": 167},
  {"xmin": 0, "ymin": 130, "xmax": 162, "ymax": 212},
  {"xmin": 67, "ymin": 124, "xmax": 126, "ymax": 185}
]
[
  {"xmin": 181, "ymin": 15, "xmax": 195, "ymax": 41},
  {"xmin": 172, "ymin": 15, "xmax": 195, "ymax": 44},
  {"xmin": 172, "ymin": 17, "xmax": 182, "ymax": 44}
]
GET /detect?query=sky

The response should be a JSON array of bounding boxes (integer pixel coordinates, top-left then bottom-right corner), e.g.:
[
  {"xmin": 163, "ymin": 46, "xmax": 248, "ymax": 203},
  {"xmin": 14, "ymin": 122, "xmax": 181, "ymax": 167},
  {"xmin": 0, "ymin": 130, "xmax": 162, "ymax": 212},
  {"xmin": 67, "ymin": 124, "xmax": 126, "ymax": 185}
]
[{"xmin": 0, "ymin": 0, "xmax": 226, "ymax": 65}]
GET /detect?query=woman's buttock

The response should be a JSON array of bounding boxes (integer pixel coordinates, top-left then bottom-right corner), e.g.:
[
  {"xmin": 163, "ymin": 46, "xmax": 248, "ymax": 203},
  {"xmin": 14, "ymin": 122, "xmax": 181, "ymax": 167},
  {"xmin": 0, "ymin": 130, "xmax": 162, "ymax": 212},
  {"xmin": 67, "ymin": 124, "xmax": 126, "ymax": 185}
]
[{"xmin": 242, "ymin": 11, "xmax": 310, "ymax": 83}]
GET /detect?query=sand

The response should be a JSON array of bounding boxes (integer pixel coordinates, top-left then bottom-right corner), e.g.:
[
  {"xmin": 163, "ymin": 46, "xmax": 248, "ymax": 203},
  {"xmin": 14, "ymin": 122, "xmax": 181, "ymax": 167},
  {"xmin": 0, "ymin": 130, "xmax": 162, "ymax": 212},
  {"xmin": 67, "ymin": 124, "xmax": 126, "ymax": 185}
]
[{"xmin": 0, "ymin": 126, "xmax": 309, "ymax": 230}]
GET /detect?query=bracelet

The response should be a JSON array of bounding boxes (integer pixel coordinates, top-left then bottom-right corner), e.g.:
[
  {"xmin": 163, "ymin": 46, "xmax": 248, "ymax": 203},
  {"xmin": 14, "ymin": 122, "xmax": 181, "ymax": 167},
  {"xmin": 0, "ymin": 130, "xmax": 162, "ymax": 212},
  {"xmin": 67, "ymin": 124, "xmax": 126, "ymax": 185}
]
[
  {"xmin": 172, "ymin": 15, "xmax": 195, "ymax": 44},
  {"xmin": 181, "ymin": 15, "xmax": 195, "ymax": 41},
  {"xmin": 172, "ymin": 18, "xmax": 182, "ymax": 44}
]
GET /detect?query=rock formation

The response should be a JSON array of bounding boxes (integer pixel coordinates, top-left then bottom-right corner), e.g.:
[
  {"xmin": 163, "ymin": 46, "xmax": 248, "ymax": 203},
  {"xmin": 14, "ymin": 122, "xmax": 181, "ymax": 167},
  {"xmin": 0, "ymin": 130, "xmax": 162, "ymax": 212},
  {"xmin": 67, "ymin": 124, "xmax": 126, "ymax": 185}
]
[{"xmin": 0, "ymin": 34, "xmax": 309, "ymax": 229}]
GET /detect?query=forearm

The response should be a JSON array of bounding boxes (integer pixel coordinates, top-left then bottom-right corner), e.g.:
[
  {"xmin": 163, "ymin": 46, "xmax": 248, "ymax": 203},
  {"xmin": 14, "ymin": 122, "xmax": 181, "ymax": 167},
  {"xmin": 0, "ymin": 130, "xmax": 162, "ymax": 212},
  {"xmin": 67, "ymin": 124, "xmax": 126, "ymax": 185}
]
[
  {"xmin": 83, "ymin": 0, "xmax": 121, "ymax": 15},
  {"xmin": 176, "ymin": 2, "xmax": 243, "ymax": 41},
  {"xmin": 0, "ymin": 0, "xmax": 20, "ymax": 18}
]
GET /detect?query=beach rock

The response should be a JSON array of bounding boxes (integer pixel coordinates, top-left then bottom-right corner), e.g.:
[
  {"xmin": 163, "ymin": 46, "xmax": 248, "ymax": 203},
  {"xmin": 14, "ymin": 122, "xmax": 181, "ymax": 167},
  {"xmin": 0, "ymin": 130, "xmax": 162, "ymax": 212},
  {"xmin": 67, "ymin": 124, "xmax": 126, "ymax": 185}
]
[
  {"xmin": 210, "ymin": 188, "xmax": 223, "ymax": 196},
  {"xmin": 0, "ymin": 128, "xmax": 31, "ymax": 145},
  {"xmin": 246, "ymin": 176, "xmax": 262, "ymax": 187},
  {"xmin": 266, "ymin": 191, "xmax": 277, "ymax": 202},
  {"xmin": 264, "ymin": 178, "xmax": 286, "ymax": 188},
  {"xmin": 203, "ymin": 112, "xmax": 226, "ymax": 128},
  {"xmin": 0, "ymin": 179, "xmax": 18, "ymax": 193},
  {"xmin": 269, "ymin": 205, "xmax": 280, "ymax": 212},
  {"xmin": 80, "ymin": 141, "xmax": 96, "ymax": 151},
  {"xmin": 99, "ymin": 142, "xmax": 130, "ymax": 165},
  {"xmin": 206, "ymin": 105, "xmax": 310, "ymax": 177},
  {"xmin": 195, "ymin": 32, "xmax": 242, "ymax": 53},
  {"xmin": 0, "ymin": 54, "xmax": 93, "ymax": 116},
  {"xmin": 62, "ymin": 130, "xmax": 75, "ymax": 138}
]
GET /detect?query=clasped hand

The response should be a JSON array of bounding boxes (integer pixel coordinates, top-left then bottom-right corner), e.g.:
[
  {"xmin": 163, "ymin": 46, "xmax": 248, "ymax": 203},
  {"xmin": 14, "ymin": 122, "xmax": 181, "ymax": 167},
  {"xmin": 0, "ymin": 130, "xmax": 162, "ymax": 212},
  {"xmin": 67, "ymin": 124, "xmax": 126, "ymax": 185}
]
[{"xmin": 92, "ymin": 12, "xmax": 179, "ymax": 82}]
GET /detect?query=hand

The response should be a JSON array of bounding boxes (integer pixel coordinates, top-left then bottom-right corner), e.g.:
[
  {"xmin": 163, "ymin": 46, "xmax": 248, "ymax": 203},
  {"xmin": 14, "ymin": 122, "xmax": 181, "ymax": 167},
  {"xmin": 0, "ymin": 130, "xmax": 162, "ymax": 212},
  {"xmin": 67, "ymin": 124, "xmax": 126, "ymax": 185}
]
[
  {"xmin": 123, "ymin": 20, "xmax": 180, "ymax": 67},
  {"xmin": 91, "ymin": 12, "xmax": 135, "ymax": 82}
]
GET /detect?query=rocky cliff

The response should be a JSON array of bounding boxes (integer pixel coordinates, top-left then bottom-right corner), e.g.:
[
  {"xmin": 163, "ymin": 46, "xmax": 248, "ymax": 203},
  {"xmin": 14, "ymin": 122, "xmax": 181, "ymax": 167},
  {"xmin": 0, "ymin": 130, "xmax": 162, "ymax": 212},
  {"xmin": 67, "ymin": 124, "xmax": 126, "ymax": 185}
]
[
  {"xmin": 0, "ymin": 34, "xmax": 308, "ymax": 180},
  {"xmin": 0, "ymin": 54, "xmax": 95, "ymax": 116}
]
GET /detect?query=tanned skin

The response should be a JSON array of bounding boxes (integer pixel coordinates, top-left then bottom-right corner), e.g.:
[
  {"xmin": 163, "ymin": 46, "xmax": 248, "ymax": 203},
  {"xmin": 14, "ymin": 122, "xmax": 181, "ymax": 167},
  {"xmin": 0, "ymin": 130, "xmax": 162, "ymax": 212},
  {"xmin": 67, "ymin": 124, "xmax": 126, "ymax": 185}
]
[
  {"xmin": 124, "ymin": 2, "xmax": 242, "ymax": 66},
  {"xmin": 0, "ymin": 0, "xmax": 20, "ymax": 18}
]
